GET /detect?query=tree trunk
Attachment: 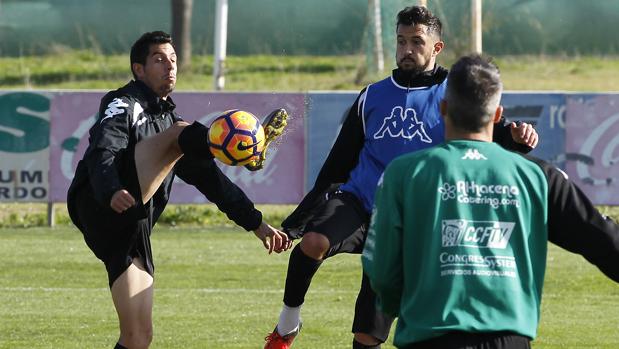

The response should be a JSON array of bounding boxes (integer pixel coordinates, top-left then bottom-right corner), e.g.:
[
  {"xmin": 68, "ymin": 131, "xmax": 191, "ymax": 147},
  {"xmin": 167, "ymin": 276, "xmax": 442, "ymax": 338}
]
[{"xmin": 171, "ymin": 0, "xmax": 193, "ymax": 70}]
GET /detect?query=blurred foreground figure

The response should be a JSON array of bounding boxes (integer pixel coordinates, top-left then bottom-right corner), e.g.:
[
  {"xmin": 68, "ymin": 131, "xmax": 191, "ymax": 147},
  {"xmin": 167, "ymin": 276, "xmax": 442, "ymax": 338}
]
[{"xmin": 363, "ymin": 54, "xmax": 619, "ymax": 349}]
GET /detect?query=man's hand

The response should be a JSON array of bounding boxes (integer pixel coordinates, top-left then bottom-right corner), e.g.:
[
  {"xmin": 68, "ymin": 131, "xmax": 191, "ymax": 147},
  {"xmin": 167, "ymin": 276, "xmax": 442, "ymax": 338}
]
[
  {"xmin": 253, "ymin": 222, "xmax": 293, "ymax": 254},
  {"xmin": 510, "ymin": 122, "xmax": 539, "ymax": 149},
  {"xmin": 110, "ymin": 189, "xmax": 136, "ymax": 213}
]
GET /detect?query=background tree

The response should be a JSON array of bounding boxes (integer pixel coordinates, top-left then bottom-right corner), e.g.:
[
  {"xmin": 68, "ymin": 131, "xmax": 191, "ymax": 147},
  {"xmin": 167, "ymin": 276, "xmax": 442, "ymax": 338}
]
[{"xmin": 171, "ymin": 0, "xmax": 193, "ymax": 70}]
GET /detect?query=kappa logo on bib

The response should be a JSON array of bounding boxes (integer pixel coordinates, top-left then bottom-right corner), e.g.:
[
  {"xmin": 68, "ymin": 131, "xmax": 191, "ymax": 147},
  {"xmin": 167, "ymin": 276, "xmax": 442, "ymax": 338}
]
[{"xmin": 373, "ymin": 106, "xmax": 432, "ymax": 143}]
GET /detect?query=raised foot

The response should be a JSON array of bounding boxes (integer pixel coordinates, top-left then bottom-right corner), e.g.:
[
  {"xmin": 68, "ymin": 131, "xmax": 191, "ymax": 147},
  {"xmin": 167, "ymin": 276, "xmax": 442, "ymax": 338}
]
[{"xmin": 245, "ymin": 108, "xmax": 289, "ymax": 171}]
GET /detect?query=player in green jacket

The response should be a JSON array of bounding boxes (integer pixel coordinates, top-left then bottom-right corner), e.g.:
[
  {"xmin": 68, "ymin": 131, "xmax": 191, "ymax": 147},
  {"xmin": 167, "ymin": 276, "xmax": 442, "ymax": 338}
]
[{"xmin": 362, "ymin": 54, "xmax": 619, "ymax": 349}]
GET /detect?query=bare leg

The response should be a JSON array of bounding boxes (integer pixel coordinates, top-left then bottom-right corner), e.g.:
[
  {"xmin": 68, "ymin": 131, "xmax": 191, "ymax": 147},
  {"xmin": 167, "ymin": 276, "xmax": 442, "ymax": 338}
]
[
  {"xmin": 299, "ymin": 231, "xmax": 330, "ymax": 260},
  {"xmin": 111, "ymin": 258, "xmax": 154, "ymax": 349},
  {"xmin": 134, "ymin": 121, "xmax": 189, "ymax": 203}
]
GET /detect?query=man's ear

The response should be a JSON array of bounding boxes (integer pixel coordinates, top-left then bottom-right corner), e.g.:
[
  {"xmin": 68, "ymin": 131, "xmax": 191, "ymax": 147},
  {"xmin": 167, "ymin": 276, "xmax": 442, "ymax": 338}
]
[
  {"xmin": 132, "ymin": 63, "xmax": 144, "ymax": 80},
  {"xmin": 492, "ymin": 105, "xmax": 504, "ymax": 124},
  {"xmin": 433, "ymin": 40, "xmax": 444, "ymax": 57}
]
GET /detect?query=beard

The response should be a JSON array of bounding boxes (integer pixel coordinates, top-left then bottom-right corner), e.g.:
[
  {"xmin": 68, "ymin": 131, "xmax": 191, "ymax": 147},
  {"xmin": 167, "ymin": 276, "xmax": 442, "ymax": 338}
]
[
  {"xmin": 397, "ymin": 55, "xmax": 433, "ymax": 75},
  {"xmin": 159, "ymin": 82, "xmax": 176, "ymax": 98}
]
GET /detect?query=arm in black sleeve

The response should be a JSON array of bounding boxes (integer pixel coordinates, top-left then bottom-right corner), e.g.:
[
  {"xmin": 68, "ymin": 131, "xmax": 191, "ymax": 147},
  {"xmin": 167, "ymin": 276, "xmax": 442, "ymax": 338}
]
[
  {"xmin": 312, "ymin": 91, "xmax": 367, "ymax": 191},
  {"xmin": 493, "ymin": 117, "xmax": 533, "ymax": 154},
  {"xmin": 84, "ymin": 96, "xmax": 132, "ymax": 206},
  {"xmin": 281, "ymin": 90, "xmax": 366, "ymax": 232},
  {"xmin": 175, "ymin": 155, "xmax": 262, "ymax": 231},
  {"xmin": 536, "ymin": 158, "xmax": 619, "ymax": 282}
]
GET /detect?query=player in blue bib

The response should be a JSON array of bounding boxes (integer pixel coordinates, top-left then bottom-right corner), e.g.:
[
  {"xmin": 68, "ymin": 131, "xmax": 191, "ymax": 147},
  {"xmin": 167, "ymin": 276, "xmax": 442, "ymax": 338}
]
[{"xmin": 264, "ymin": 6, "xmax": 538, "ymax": 349}]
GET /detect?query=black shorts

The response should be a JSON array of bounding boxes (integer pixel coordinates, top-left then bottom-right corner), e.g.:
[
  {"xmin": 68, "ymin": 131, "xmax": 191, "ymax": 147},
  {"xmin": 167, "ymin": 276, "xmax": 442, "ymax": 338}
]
[
  {"xmin": 305, "ymin": 190, "xmax": 368, "ymax": 256},
  {"xmin": 303, "ymin": 190, "xmax": 395, "ymax": 342},
  {"xmin": 67, "ymin": 147, "xmax": 153, "ymax": 287},
  {"xmin": 401, "ymin": 331, "xmax": 531, "ymax": 349}
]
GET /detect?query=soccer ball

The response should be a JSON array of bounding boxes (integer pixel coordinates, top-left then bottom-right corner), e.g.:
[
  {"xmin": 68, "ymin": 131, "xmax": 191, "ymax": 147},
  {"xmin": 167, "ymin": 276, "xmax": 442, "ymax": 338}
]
[{"xmin": 207, "ymin": 109, "xmax": 266, "ymax": 166}]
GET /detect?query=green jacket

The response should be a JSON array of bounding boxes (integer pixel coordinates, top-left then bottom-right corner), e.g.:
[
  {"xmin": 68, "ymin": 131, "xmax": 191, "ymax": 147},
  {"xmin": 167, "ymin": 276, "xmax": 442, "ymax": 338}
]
[{"xmin": 362, "ymin": 140, "xmax": 619, "ymax": 347}]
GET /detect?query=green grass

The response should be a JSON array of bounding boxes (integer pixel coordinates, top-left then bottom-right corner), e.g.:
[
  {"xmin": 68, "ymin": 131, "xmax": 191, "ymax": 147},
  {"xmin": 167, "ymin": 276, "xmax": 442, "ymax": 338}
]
[
  {"xmin": 0, "ymin": 227, "xmax": 362, "ymax": 349},
  {"xmin": 0, "ymin": 203, "xmax": 298, "ymax": 229},
  {"xmin": 2, "ymin": 50, "xmax": 619, "ymax": 91},
  {"xmin": 1, "ymin": 226, "xmax": 619, "ymax": 348},
  {"xmin": 2, "ymin": 203, "xmax": 618, "ymax": 230},
  {"xmin": 493, "ymin": 55, "xmax": 619, "ymax": 92},
  {"xmin": 1, "ymin": 50, "xmax": 619, "ymax": 347},
  {"xmin": 0, "ymin": 51, "xmax": 366, "ymax": 91}
]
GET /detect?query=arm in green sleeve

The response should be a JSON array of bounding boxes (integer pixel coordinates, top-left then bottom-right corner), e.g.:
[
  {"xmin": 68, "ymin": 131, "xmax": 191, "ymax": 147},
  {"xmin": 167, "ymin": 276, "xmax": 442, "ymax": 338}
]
[{"xmin": 362, "ymin": 167, "xmax": 404, "ymax": 317}]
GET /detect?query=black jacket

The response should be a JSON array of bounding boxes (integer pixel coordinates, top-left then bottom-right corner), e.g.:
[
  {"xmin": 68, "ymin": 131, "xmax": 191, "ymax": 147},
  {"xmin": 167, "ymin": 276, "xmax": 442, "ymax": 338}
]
[
  {"xmin": 67, "ymin": 80, "xmax": 262, "ymax": 231},
  {"xmin": 530, "ymin": 156, "xmax": 619, "ymax": 282},
  {"xmin": 282, "ymin": 66, "xmax": 533, "ymax": 235}
]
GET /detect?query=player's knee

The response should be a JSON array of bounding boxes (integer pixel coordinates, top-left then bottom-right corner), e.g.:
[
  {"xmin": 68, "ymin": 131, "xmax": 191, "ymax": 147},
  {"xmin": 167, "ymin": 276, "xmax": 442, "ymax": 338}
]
[
  {"xmin": 120, "ymin": 327, "xmax": 153, "ymax": 349},
  {"xmin": 168, "ymin": 121, "xmax": 190, "ymax": 151},
  {"xmin": 300, "ymin": 232, "xmax": 330, "ymax": 260},
  {"xmin": 174, "ymin": 120, "xmax": 190, "ymax": 128},
  {"xmin": 177, "ymin": 121, "xmax": 211, "ymax": 158}
]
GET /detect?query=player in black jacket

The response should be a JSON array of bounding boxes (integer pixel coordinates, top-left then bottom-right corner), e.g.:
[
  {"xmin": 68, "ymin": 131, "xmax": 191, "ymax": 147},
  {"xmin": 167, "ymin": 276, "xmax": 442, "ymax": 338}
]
[{"xmin": 67, "ymin": 31, "xmax": 291, "ymax": 349}]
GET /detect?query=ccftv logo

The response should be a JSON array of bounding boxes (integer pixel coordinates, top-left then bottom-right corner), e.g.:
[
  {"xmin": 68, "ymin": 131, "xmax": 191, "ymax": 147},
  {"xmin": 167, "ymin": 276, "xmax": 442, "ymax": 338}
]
[
  {"xmin": 373, "ymin": 106, "xmax": 432, "ymax": 143},
  {"xmin": 441, "ymin": 219, "xmax": 515, "ymax": 249}
]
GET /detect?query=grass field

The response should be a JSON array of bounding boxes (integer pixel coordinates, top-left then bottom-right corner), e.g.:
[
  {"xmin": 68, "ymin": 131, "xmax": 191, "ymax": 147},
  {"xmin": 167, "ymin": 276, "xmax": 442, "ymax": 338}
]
[
  {"xmin": 1, "ymin": 51, "xmax": 619, "ymax": 348},
  {"xmin": 1, "ymin": 225, "xmax": 618, "ymax": 349},
  {"xmin": 1, "ymin": 50, "xmax": 619, "ymax": 92}
]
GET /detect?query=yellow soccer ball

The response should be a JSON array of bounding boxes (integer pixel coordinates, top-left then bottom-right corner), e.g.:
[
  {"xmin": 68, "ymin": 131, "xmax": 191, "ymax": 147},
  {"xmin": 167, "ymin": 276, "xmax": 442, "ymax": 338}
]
[{"xmin": 207, "ymin": 109, "xmax": 266, "ymax": 166}]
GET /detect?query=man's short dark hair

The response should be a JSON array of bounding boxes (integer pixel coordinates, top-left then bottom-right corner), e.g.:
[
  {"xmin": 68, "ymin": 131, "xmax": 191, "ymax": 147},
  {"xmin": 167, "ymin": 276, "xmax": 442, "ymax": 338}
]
[
  {"xmin": 130, "ymin": 31, "xmax": 174, "ymax": 79},
  {"xmin": 396, "ymin": 6, "xmax": 442, "ymax": 39},
  {"xmin": 445, "ymin": 54, "xmax": 503, "ymax": 132}
]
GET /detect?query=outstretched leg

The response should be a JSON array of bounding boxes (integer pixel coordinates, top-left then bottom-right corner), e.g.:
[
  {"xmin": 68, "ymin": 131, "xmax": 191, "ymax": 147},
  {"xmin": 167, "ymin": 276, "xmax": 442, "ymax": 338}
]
[
  {"xmin": 133, "ymin": 109, "xmax": 286, "ymax": 193},
  {"xmin": 133, "ymin": 121, "xmax": 191, "ymax": 203}
]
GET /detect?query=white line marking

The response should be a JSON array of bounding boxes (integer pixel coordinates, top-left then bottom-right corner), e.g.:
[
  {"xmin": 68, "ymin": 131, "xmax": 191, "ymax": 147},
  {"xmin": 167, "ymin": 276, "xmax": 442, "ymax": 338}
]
[{"xmin": 0, "ymin": 287, "xmax": 356, "ymax": 294}]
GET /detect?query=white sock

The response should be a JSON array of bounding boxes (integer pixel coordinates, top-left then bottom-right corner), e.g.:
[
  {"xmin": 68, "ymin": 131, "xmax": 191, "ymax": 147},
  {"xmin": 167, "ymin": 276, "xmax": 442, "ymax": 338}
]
[{"xmin": 277, "ymin": 304, "xmax": 302, "ymax": 335}]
